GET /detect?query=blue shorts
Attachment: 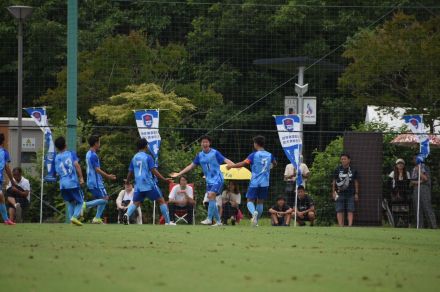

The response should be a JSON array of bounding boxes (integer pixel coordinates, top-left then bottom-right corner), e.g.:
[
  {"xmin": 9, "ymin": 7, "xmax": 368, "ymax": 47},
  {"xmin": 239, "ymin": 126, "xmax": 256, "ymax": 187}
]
[
  {"xmin": 133, "ymin": 186, "xmax": 162, "ymax": 203},
  {"xmin": 89, "ymin": 188, "xmax": 108, "ymax": 199},
  {"xmin": 246, "ymin": 186, "xmax": 269, "ymax": 200},
  {"xmin": 61, "ymin": 188, "xmax": 84, "ymax": 204},
  {"xmin": 335, "ymin": 196, "xmax": 355, "ymax": 213},
  {"xmin": 206, "ymin": 182, "xmax": 223, "ymax": 195}
]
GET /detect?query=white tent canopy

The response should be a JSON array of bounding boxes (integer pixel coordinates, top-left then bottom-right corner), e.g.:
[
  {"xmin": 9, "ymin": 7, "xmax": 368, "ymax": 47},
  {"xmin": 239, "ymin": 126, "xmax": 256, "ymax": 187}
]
[{"xmin": 365, "ymin": 105, "xmax": 440, "ymax": 133}]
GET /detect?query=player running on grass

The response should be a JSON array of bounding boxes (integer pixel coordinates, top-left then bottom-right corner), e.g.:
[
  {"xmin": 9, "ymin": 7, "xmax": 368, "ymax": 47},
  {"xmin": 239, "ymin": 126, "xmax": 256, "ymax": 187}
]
[
  {"xmin": 227, "ymin": 135, "xmax": 277, "ymax": 227},
  {"xmin": 0, "ymin": 133, "xmax": 17, "ymax": 225},
  {"xmin": 54, "ymin": 137, "xmax": 85, "ymax": 226},
  {"xmin": 123, "ymin": 138, "xmax": 175, "ymax": 225},
  {"xmin": 171, "ymin": 135, "xmax": 234, "ymax": 226},
  {"xmin": 83, "ymin": 135, "xmax": 116, "ymax": 224}
]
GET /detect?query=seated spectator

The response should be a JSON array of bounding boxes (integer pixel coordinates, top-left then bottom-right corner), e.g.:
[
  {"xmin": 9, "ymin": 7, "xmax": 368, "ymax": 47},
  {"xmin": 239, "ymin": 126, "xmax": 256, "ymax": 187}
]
[
  {"xmin": 221, "ymin": 181, "xmax": 241, "ymax": 225},
  {"xmin": 294, "ymin": 186, "xmax": 316, "ymax": 226},
  {"xmin": 168, "ymin": 176, "xmax": 195, "ymax": 224},
  {"xmin": 268, "ymin": 196, "xmax": 293, "ymax": 226},
  {"xmin": 6, "ymin": 167, "xmax": 30, "ymax": 223},
  {"xmin": 116, "ymin": 180, "xmax": 142, "ymax": 224}
]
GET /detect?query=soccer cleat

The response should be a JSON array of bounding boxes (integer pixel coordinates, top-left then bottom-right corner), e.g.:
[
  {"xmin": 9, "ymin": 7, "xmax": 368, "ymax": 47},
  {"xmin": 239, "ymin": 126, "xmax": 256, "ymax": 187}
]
[
  {"xmin": 122, "ymin": 213, "xmax": 129, "ymax": 225},
  {"xmin": 251, "ymin": 211, "xmax": 258, "ymax": 227},
  {"xmin": 4, "ymin": 219, "xmax": 16, "ymax": 225},
  {"xmin": 211, "ymin": 222, "xmax": 223, "ymax": 227},
  {"xmin": 70, "ymin": 217, "xmax": 83, "ymax": 226},
  {"xmin": 201, "ymin": 219, "xmax": 212, "ymax": 225},
  {"xmin": 92, "ymin": 217, "xmax": 104, "ymax": 224},
  {"xmin": 165, "ymin": 222, "xmax": 177, "ymax": 226}
]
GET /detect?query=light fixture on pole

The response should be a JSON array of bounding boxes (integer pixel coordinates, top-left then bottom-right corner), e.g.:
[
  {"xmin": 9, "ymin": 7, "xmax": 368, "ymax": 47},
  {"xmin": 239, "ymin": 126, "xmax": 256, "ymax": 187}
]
[{"xmin": 7, "ymin": 5, "xmax": 33, "ymax": 167}]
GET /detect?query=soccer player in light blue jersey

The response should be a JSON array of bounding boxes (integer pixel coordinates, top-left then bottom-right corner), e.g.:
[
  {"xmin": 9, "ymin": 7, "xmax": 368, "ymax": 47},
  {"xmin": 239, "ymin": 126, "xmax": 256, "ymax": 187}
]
[
  {"xmin": 171, "ymin": 135, "xmax": 234, "ymax": 226},
  {"xmin": 54, "ymin": 137, "xmax": 85, "ymax": 226},
  {"xmin": 123, "ymin": 138, "xmax": 175, "ymax": 225},
  {"xmin": 227, "ymin": 135, "xmax": 277, "ymax": 227},
  {"xmin": 0, "ymin": 133, "xmax": 16, "ymax": 225},
  {"xmin": 83, "ymin": 135, "xmax": 116, "ymax": 224}
]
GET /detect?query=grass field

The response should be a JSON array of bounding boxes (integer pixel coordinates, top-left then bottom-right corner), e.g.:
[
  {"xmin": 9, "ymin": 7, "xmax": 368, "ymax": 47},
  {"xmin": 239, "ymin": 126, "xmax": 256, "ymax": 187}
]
[{"xmin": 1, "ymin": 223, "xmax": 440, "ymax": 292}]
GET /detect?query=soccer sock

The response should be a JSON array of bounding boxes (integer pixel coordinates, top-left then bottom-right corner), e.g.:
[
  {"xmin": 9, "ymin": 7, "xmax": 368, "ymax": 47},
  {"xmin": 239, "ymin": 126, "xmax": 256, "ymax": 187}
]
[
  {"xmin": 247, "ymin": 201, "xmax": 256, "ymax": 215},
  {"xmin": 0, "ymin": 203, "xmax": 9, "ymax": 221},
  {"xmin": 86, "ymin": 199, "xmax": 107, "ymax": 208},
  {"xmin": 126, "ymin": 204, "xmax": 137, "ymax": 217},
  {"xmin": 73, "ymin": 202, "xmax": 83, "ymax": 218},
  {"xmin": 159, "ymin": 203, "xmax": 170, "ymax": 224},
  {"xmin": 208, "ymin": 200, "xmax": 216, "ymax": 221},
  {"xmin": 66, "ymin": 201, "xmax": 74, "ymax": 219},
  {"xmin": 96, "ymin": 202, "xmax": 107, "ymax": 219},
  {"xmin": 213, "ymin": 202, "xmax": 221, "ymax": 223},
  {"xmin": 256, "ymin": 204, "xmax": 264, "ymax": 219}
]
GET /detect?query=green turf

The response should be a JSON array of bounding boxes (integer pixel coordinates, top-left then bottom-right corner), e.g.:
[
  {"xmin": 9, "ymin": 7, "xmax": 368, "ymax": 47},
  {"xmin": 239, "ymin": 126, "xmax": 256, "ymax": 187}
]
[{"xmin": 1, "ymin": 223, "xmax": 439, "ymax": 292}]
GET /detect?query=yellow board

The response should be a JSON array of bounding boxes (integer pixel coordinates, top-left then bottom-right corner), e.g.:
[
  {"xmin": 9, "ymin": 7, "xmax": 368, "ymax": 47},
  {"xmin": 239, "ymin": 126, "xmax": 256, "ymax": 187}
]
[{"xmin": 220, "ymin": 164, "xmax": 252, "ymax": 180}]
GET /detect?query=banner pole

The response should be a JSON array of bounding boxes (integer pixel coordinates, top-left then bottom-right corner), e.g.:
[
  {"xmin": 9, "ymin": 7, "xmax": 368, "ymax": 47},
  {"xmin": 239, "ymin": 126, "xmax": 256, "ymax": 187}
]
[
  {"xmin": 294, "ymin": 184, "xmax": 298, "ymax": 227},
  {"xmin": 416, "ymin": 162, "xmax": 421, "ymax": 229},
  {"xmin": 39, "ymin": 136, "xmax": 45, "ymax": 224}
]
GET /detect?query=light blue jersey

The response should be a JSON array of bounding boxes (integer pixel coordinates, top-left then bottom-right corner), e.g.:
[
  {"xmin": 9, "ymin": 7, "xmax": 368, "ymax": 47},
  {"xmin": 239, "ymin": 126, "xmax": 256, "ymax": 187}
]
[
  {"xmin": 55, "ymin": 151, "xmax": 80, "ymax": 190},
  {"xmin": 129, "ymin": 151, "xmax": 156, "ymax": 192},
  {"xmin": 193, "ymin": 148, "xmax": 225, "ymax": 185},
  {"xmin": 86, "ymin": 150, "xmax": 104, "ymax": 189},
  {"xmin": 246, "ymin": 150, "xmax": 276, "ymax": 188},
  {"xmin": 0, "ymin": 147, "xmax": 11, "ymax": 185}
]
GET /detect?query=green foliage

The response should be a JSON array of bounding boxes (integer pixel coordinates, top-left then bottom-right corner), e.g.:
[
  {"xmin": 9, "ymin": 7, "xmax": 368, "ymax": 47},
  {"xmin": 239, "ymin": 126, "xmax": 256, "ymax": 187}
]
[
  {"xmin": 339, "ymin": 12, "xmax": 440, "ymax": 131},
  {"xmin": 308, "ymin": 136, "xmax": 343, "ymax": 226}
]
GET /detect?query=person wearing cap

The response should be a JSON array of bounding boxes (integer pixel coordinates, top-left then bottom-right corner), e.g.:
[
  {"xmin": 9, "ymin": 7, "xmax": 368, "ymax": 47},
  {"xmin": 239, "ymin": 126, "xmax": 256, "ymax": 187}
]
[
  {"xmin": 268, "ymin": 196, "xmax": 293, "ymax": 226},
  {"xmin": 410, "ymin": 155, "xmax": 437, "ymax": 229},
  {"xmin": 388, "ymin": 159, "xmax": 411, "ymax": 202},
  {"xmin": 116, "ymin": 180, "xmax": 142, "ymax": 224}
]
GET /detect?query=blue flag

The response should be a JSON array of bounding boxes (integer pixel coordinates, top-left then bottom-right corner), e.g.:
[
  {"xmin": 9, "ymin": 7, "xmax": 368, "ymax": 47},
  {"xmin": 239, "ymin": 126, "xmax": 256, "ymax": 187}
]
[
  {"xmin": 134, "ymin": 109, "xmax": 161, "ymax": 167},
  {"xmin": 274, "ymin": 115, "xmax": 303, "ymax": 186},
  {"xmin": 403, "ymin": 114, "xmax": 430, "ymax": 163},
  {"xmin": 24, "ymin": 107, "xmax": 56, "ymax": 182}
]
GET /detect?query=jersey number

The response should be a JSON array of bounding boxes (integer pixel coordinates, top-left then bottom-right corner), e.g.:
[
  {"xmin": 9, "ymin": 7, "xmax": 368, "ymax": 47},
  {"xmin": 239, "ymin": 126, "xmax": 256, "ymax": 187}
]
[
  {"xmin": 136, "ymin": 160, "xmax": 143, "ymax": 176},
  {"xmin": 60, "ymin": 158, "xmax": 73, "ymax": 176}
]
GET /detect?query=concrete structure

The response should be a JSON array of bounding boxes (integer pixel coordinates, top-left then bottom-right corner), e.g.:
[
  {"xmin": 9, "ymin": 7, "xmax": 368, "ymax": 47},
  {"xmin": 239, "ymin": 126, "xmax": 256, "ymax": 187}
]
[{"xmin": 0, "ymin": 117, "xmax": 43, "ymax": 174}]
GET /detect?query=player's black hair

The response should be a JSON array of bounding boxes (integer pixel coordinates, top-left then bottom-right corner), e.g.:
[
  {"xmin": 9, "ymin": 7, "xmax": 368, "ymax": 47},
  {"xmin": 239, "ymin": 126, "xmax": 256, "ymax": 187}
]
[
  {"xmin": 179, "ymin": 175, "xmax": 188, "ymax": 183},
  {"xmin": 88, "ymin": 135, "xmax": 100, "ymax": 147},
  {"xmin": 54, "ymin": 137, "xmax": 66, "ymax": 151},
  {"xmin": 276, "ymin": 196, "xmax": 286, "ymax": 202},
  {"xmin": 0, "ymin": 133, "xmax": 4, "ymax": 145},
  {"xmin": 13, "ymin": 167, "xmax": 22, "ymax": 174},
  {"xmin": 297, "ymin": 185, "xmax": 305, "ymax": 191},
  {"xmin": 137, "ymin": 138, "xmax": 148, "ymax": 150},
  {"xmin": 253, "ymin": 135, "xmax": 265, "ymax": 147},
  {"xmin": 340, "ymin": 153, "xmax": 351, "ymax": 159},
  {"xmin": 200, "ymin": 135, "xmax": 212, "ymax": 144}
]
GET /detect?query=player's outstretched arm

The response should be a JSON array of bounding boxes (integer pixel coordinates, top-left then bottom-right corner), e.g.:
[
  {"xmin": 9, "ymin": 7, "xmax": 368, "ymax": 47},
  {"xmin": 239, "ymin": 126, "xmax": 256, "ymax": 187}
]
[
  {"xmin": 95, "ymin": 167, "xmax": 116, "ymax": 181},
  {"xmin": 152, "ymin": 168, "xmax": 172, "ymax": 183},
  {"xmin": 170, "ymin": 163, "xmax": 196, "ymax": 178},
  {"xmin": 5, "ymin": 163, "xmax": 17, "ymax": 187},
  {"xmin": 226, "ymin": 159, "xmax": 248, "ymax": 170},
  {"xmin": 74, "ymin": 161, "xmax": 84, "ymax": 185}
]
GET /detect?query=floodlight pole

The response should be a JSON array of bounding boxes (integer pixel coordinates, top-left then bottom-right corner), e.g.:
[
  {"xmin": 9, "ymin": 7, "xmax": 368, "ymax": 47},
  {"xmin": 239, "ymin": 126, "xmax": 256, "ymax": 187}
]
[{"xmin": 7, "ymin": 5, "xmax": 33, "ymax": 167}]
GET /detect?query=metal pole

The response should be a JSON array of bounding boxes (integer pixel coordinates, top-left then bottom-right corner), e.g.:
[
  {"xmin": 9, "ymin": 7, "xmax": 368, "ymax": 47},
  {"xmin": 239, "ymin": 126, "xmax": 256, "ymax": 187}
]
[
  {"xmin": 67, "ymin": 0, "xmax": 78, "ymax": 151},
  {"xmin": 39, "ymin": 137, "xmax": 45, "ymax": 224},
  {"xmin": 297, "ymin": 66, "xmax": 304, "ymax": 143},
  {"xmin": 417, "ymin": 163, "xmax": 421, "ymax": 229},
  {"xmin": 17, "ymin": 20, "xmax": 23, "ymax": 167}
]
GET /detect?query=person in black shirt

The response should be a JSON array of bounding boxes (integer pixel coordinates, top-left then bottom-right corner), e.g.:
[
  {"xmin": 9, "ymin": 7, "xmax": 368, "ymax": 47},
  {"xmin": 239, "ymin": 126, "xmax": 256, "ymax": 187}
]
[
  {"xmin": 332, "ymin": 153, "xmax": 359, "ymax": 227},
  {"xmin": 294, "ymin": 185, "xmax": 315, "ymax": 226},
  {"xmin": 268, "ymin": 196, "xmax": 292, "ymax": 226}
]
